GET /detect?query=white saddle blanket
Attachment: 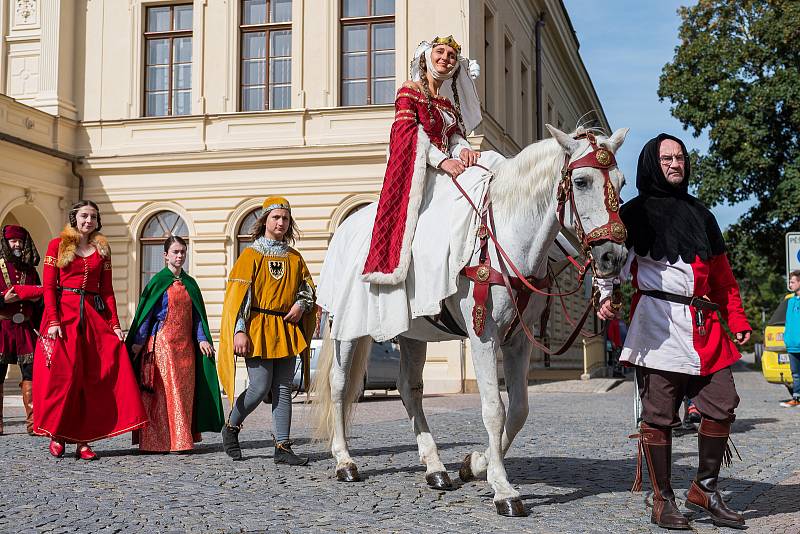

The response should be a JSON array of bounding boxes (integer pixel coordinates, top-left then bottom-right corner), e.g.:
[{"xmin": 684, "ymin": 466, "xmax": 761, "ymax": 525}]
[{"xmin": 317, "ymin": 151, "xmax": 506, "ymax": 342}]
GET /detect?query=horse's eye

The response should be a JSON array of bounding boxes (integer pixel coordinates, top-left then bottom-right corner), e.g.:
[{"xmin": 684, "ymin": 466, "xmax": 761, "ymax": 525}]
[{"xmin": 573, "ymin": 177, "xmax": 588, "ymax": 189}]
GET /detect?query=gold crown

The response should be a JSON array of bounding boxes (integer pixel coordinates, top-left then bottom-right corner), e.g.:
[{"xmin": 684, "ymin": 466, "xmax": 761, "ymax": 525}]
[{"xmin": 432, "ymin": 35, "xmax": 461, "ymax": 54}]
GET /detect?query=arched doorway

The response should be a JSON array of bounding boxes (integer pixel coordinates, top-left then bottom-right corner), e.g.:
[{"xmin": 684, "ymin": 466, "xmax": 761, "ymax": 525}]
[{"xmin": 0, "ymin": 205, "xmax": 55, "ymax": 280}]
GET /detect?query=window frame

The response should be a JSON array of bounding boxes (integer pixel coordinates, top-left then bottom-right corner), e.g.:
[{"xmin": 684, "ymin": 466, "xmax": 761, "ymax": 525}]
[
  {"xmin": 236, "ymin": 208, "xmax": 262, "ymax": 256},
  {"xmin": 139, "ymin": 211, "xmax": 190, "ymax": 289},
  {"xmin": 239, "ymin": 0, "xmax": 293, "ymax": 111},
  {"xmin": 143, "ymin": 3, "xmax": 194, "ymax": 117},
  {"xmin": 339, "ymin": 0, "xmax": 395, "ymax": 106}
]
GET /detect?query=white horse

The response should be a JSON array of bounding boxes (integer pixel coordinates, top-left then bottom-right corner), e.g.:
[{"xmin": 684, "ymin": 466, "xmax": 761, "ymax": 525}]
[{"xmin": 311, "ymin": 125, "xmax": 630, "ymax": 516}]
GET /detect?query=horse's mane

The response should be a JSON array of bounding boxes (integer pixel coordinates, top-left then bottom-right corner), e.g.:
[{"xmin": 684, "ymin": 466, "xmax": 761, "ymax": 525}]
[
  {"xmin": 491, "ymin": 136, "xmax": 565, "ymax": 222},
  {"xmin": 491, "ymin": 125, "xmax": 608, "ymax": 222}
]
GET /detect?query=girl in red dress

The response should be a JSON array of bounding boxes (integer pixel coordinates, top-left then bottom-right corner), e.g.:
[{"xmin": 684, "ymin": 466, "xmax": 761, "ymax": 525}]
[{"xmin": 33, "ymin": 200, "xmax": 147, "ymax": 460}]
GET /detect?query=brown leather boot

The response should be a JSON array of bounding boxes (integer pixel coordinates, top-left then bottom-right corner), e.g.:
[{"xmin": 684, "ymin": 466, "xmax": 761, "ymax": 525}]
[
  {"xmin": 685, "ymin": 418, "xmax": 745, "ymax": 529},
  {"xmin": 639, "ymin": 423, "xmax": 690, "ymax": 530},
  {"xmin": 20, "ymin": 380, "xmax": 34, "ymax": 435}
]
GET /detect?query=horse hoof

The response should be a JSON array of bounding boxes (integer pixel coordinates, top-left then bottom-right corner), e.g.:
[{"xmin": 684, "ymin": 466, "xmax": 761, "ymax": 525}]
[
  {"xmin": 495, "ymin": 498, "xmax": 528, "ymax": 517},
  {"xmin": 425, "ymin": 471, "xmax": 454, "ymax": 491},
  {"xmin": 335, "ymin": 463, "xmax": 360, "ymax": 482},
  {"xmin": 458, "ymin": 453, "xmax": 474, "ymax": 482}
]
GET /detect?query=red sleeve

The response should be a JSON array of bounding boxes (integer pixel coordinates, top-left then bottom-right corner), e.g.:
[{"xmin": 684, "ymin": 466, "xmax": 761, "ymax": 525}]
[
  {"xmin": 42, "ymin": 238, "xmax": 61, "ymax": 328},
  {"xmin": 393, "ymin": 86, "xmax": 420, "ymax": 126},
  {"xmin": 100, "ymin": 255, "xmax": 121, "ymax": 329},
  {"xmin": 362, "ymin": 88, "xmax": 423, "ymax": 275},
  {"xmin": 13, "ymin": 284, "xmax": 44, "ymax": 300},
  {"xmin": 707, "ymin": 253, "xmax": 751, "ymax": 333}
]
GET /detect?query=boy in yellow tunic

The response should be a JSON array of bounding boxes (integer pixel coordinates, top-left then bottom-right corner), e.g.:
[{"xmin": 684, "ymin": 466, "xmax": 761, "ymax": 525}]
[{"xmin": 218, "ymin": 196, "xmax": 316, "ymax": 464}]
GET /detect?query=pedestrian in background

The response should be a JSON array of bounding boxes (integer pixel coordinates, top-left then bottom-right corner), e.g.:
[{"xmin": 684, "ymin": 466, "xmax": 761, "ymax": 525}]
[
  {"xmin": 779, "ymin": 270, "xmax": 800, "ymax": 407},
  {"xmin": 126, "ymin": 236, "xmax": 224, "ymax": 452}
]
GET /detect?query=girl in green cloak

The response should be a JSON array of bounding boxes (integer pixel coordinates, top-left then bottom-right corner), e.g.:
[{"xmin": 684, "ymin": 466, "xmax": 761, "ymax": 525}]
[{"xmin": 126, "ymin": 236, "xmax": 224, "ymax": 452}]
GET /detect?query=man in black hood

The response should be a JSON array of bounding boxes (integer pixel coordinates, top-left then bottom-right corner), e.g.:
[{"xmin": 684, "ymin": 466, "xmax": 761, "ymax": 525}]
[{"xmin": 596, "ymin": 135, "xmax": 751, "ymax": 530}]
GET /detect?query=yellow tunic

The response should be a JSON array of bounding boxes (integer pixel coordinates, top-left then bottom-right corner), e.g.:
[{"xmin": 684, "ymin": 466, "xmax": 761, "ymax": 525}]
[{"xmin": 217, "ymin": 246, "xmax": 316, "ymax": 402}]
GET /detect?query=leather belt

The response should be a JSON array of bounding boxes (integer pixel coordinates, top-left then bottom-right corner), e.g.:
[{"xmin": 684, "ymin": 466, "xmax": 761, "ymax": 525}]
[
  {"xmin": 639, "ymin": 289, "xmax": 718, "ymax": 336},
  {"xmin": 638, "ymin": 290, "xmax": 719, "ymax": 311},
  {"xmin": 0, "ymin": 313, "xmax": 30, "ymax": 323},
  {"xmin": 58, "ymin": 286, "xmax": 104, "ymax": 326},
  {"xmin": 251, "ymin": 306, "xmax": 286, "ymax": 318}
]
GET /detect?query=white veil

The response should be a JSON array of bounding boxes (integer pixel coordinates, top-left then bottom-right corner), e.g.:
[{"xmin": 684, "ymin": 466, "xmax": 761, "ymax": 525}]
[{"xmin": 409, "ymin": 41, "xmax": 482, "ymax": 134}]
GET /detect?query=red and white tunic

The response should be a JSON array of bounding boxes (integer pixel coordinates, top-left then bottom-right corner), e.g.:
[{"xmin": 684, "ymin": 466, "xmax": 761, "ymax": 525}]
[{"xmin": 598, "ymin": 252, "xmax": 751, "ymax": 376}]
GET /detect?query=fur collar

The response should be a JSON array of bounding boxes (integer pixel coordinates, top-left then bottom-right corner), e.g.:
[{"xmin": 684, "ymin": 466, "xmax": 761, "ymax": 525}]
[{"xmin": 57, "ymin": 225, "xmax": 110, "ymax": 267}]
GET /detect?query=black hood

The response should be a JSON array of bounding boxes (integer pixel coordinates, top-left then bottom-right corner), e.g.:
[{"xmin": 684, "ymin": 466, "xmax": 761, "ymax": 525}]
[
  {"xmin": 635, "ymin": 133, "xmax": 691, "ymax": 197},
  {"xmin": 620, "ymin": 134, "xmax": 725, "ymax": 264}
]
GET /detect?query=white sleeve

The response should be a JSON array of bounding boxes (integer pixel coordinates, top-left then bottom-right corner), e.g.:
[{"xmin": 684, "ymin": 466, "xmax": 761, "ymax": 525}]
[
  {"xmin": 449, "ymin": 133, "xmax": 472, "ymax": 159},
  {"xmin": 426, "ymin": 144, "xmax": 448, "ymax": 169},
  {"xmin": 594, "ymin": 251, "xmax": 634, "ymax": 302}
]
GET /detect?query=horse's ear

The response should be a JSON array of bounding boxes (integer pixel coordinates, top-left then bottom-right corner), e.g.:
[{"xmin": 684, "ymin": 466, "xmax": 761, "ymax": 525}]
[
  {"xmin": 545, "ymin": 124, "xmax": 580, "ymax": 155},
  {"xmin": 601, "ymin": 127, "xmax": 630, "ymax": 154}
]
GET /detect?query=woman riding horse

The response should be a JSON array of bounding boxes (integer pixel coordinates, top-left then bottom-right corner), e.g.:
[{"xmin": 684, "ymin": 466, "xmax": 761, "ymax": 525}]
[{"xmin": 362, "ymin": 36, "xmax": 482, "ymax": 285}]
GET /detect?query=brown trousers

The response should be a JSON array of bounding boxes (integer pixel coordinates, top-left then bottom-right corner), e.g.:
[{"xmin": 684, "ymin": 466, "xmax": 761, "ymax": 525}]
[{"xmin": 636, "ymin": 365, "xmax": 739, "ymax": 427}]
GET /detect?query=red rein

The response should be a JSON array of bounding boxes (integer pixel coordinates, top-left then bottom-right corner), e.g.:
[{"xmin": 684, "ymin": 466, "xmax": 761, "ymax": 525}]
[{"xmin": 459, "ymin": 132, "xmax": 627, "ymax": 352}]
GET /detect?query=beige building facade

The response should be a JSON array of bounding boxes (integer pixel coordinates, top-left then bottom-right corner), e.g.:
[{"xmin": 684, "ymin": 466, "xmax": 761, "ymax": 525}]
[{"xmin": 1, "ymin": 0, "xmax": 609, "ymax": 392}]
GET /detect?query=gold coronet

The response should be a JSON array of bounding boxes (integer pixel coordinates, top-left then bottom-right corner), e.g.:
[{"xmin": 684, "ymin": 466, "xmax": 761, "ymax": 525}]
[{"xmin": 432, "ymin": 35, "xmax": 461, "ymax": 54}]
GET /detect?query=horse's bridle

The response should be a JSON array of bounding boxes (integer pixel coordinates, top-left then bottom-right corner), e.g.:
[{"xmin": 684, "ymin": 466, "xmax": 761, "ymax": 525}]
[
  {"xmin": 455, "ymin": 131, "xmax": 627, "ymax": 353},
  {"xmin": 556, "ymin": 131, "xmax": 627, "ymax": 274}
]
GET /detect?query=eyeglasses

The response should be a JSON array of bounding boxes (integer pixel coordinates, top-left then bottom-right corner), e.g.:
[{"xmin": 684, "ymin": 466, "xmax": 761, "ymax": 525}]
[{"xmin": 659, "ymin": 154, "xmax": 685, "ymax": 164}]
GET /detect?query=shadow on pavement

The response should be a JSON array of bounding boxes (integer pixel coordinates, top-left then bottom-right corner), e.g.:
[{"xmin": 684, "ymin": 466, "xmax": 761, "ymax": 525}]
[
  {"xmin": 730, "ymin": 417, "xmax": 779, "ymax": 434},
  {"xmin": 502, "ymin": 454, "xmax": 799, "ymax": 520}
]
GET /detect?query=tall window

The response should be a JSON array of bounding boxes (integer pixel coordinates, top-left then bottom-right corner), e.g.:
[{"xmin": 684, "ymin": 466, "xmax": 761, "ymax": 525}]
[
  {"xmin": 521, "ymin": 62, "xmax": 530, "ymax": 143},
  {"xmin": 504, "ymin": 36, "xmax": 514, "ymax": 136},
  {"xmin": 340, "ymin": 0, "xmax": 395, "ymax": 106},
  {"xmin": 144, "ymin": 4, "xmax": 193, "ymax": 117},
  {"xmin": 140, "ymin": 211, "xmax": 189, "ymax": 288},
  {"xmin": 240, "ymin": 0, "xmax": 292, "ymax": 111},
  {"xmin": 236, "ymin": 209, "xmax": 261, "ymax": 256},
  {"xmin": 483, "ymin": 7, "xmax": 495, "ymax": 116}
]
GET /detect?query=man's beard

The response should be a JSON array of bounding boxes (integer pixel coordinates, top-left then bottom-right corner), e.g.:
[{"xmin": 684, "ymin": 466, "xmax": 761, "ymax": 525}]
[{"xmin": 12, "ymin": 249, "xmax": 22, "ymax": 257}]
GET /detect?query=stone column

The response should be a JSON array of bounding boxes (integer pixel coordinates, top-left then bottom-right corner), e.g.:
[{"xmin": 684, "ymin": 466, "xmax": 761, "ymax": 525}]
[{"xmin": 35, "ymin": 0, "xmax": 77, "ymax": 118}]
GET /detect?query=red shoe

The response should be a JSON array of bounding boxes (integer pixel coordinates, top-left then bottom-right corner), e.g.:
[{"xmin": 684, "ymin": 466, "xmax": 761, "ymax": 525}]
[
  {"xmin": 75, "ymin": 443, "xmax": 98, "ymax": 461},
  {"xmin": 49, "ymin": 439, "xmax": 65, "ymax": 458}
]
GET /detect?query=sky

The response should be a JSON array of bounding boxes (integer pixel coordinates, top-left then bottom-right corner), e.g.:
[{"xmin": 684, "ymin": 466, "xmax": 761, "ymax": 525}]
[{"xmin": 562, "ymin": 0, "xmax": 746, "ymax": 229}]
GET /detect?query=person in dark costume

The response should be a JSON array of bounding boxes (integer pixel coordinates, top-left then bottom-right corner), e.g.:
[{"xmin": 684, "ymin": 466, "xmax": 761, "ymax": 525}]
[
  {"xmin": 597, "ymin": 134, "xmax": 751, "ymax": 530},
  {"xmin": 0, "ymin": 225, "xmax": 43, "ymax": 435}
]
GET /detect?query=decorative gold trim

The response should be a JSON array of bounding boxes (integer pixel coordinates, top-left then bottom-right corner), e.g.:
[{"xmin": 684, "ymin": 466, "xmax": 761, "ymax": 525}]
[
  {"xmin": 596, "ymin": 149, "xmax": 611, "ymax": 166},
  {"xmin": 476, "ymin": 265, "xmax": 490, "ymax": 282},
  {"xmin": 606, "ymin": 181, "xmax": 619, "ymax": 212}
]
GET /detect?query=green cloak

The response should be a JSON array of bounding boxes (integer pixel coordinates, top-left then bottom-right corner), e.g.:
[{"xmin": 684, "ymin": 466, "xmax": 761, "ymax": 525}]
[{"xmin": 125, "ymin": 267, "xmax": 225, "ymax": 433}]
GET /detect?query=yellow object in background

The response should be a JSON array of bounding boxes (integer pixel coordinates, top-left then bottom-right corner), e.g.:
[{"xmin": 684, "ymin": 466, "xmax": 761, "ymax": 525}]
[{"xmin": 761, "ymin": 324, "xmax": 793, "ymax": 391}]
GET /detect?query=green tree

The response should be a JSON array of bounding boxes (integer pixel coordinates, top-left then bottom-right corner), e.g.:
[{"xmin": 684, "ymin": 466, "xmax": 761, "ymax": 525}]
[{"xmin": 659, "ymin": 0, "xmax": 800, "ymax": 341}]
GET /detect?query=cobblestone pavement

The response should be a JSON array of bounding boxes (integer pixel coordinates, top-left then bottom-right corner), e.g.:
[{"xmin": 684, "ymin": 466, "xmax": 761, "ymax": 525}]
[{"xmin": 1, "ymin": 356, "xmax": 798, "ymax": 533}]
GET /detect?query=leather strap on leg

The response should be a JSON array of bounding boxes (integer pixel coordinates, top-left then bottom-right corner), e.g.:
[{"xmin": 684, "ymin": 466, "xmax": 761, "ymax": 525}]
[{"xmin": 630, "ymin": 422, "xmax": 670, "ymax": 494}]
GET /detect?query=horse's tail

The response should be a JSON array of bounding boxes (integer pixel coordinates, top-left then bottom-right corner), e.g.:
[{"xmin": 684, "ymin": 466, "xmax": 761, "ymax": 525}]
[{"xmin": 310, "ymin": 327, "xmax": 371, "ymax": 444}]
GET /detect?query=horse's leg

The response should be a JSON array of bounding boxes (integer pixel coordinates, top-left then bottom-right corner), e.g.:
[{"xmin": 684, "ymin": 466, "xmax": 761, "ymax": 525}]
[
  {"xmin": 396, "ymin": 336, "xmax": 452, "ymax": 490},
  {"xmin": 468, "ymin": 335, "xmax": 527, "ymax": 516},
  {"xmin": 329, "ymin": 338, "xmax": 360, "ymax": 481},
  {"xmin": 461, "ymin": 334, "xmax": 532, "ymax": 483}
]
